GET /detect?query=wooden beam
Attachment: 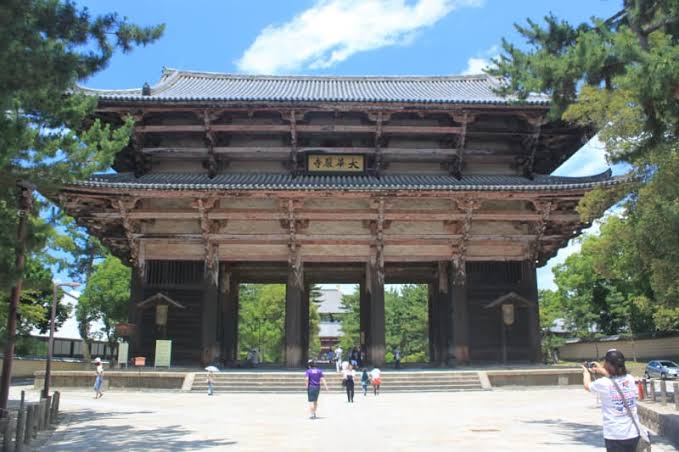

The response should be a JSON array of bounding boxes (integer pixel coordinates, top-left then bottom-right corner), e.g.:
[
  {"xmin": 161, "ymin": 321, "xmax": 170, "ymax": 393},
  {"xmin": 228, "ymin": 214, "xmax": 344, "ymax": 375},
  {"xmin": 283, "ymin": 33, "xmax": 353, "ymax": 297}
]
[{"xmin": 136, "ymin": 124, "xmax": 463, "ymax": 135}]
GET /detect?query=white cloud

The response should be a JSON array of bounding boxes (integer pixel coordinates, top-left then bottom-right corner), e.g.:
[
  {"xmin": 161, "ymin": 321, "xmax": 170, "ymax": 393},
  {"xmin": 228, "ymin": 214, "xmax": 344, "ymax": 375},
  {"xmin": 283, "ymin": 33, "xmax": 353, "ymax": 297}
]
[
  {"xmin": 461, "ymin": 45, "xmax": 498, "ymax": 75},
  {"xmin": 237, "ymin": 0, "xmax": 483, "ymax": 74}
]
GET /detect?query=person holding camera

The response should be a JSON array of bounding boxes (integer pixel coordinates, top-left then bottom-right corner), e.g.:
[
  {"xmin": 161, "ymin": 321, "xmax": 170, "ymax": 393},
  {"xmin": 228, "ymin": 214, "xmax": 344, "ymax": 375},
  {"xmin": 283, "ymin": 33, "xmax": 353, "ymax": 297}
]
[{"xmin": 582, "ymin": 349, "xmax": 650, "ymax": 452}]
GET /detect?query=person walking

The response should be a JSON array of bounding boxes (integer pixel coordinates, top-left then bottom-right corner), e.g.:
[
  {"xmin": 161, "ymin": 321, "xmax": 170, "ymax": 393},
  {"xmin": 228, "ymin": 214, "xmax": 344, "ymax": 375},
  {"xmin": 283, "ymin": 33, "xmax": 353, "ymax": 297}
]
[
  {"xmin": 342, "ymin": 364, "xmax": 356, "ymax": 403},
  {"xmin": 370, "ymin": 367, "xmax": 382, "ymax": 396},
  {"xmin": 305, "ymin": 360, "xmax": 329, "ymax": 419},
  {"xmin": 206, "ymin": 370, "xmax": 215, "ymax": 396},
  {"xmin": 93, "ymin": 357, "xmax": 104, "ymax": 399},
  {"xmin": 334, "ymin": 345, "xmax": 343, "ymax": 373},
  {"xmin": 360, "ymin": 368, "xmax": 370, "ymax": 396},
  {"xmin": 393, "ymin": 347, "xmax": 401, "ymax": 369},
  {"xmin": 582, "ymin": 349, "xmax": 650, "ymax": 452}
]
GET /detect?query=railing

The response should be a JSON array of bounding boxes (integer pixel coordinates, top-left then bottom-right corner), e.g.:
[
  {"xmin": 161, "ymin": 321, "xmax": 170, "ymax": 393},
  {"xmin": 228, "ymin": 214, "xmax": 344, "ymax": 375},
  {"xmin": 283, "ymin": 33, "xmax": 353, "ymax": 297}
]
[
  {"xmin": 640, "ymin": 378, "xmax": 679, "ymax": 411},
  {"xmin": 0, "ymin": 390, "xmax": 61, "ymax": 451}
]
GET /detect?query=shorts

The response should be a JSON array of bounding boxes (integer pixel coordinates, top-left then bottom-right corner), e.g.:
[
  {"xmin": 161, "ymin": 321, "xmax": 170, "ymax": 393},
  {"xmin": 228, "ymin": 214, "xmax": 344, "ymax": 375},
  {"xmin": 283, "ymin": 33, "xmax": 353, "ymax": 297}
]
[
  {"xmin": 372, "ymin": 378, "xmax": 381, "ymax": 385},
  {"xmin": 307, "ymin": 386, "xmax": 321, "ymax": 402}
]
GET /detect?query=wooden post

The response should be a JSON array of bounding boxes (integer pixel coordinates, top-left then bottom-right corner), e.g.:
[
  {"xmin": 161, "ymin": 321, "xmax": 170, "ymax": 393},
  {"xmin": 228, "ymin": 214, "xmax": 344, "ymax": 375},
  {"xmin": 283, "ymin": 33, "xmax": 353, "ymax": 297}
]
[
  {"xmin": 129, "ymin": 267, "xmax": 144, "ymax": 359},
  {"xmin": 52, "ymin": 391, "xmax": 60, "ymax": 423},
  {"xmin": 367, "ymin": 261, "xmax": 385, "ymax": 367},
  {"xmin": 433, "ymin": 263, "xmax": 450, "ymax": 366},
  {"xmin": 201, "ymin": 265, "xmax": 219, "ymax": 365},
  {"xmin": 44, "ymin": 396, "xmax": 51, "ymax": 428},
  {"xmin": 359, "ymin": 283, "xmax": 370, "ymax": 356},
  {"xmin": 674, "ymin": 382, "xmax": 678, "ymax": 411},
  {"xmin": 451, "ymin": 261, "xmax": 469, "ymax": 364},
  {"xmin": 285, "ymin": 265, "xmax": 304, "ymax": 368},
  {"xmin": 651, "ymin": 380, "xmax": 657, "ymax": 402},
  {"xmin": 2, "ymin": 415, "xmax": 12, "ymax": 452},
  {"xmin": 221, "ymin": 271, "xmax": 239, "ymax": 365},
  {"xmin": 15, "ymin": 391, "xmax": 25, "ymax": 451},
  {"xmin": 23, "ymin": 405, "xmax": 33, "ymax": 445},
  {"xmin": 427, "ymin": 283, "xmax": 436, "ymax": 364},
  {"xmin": 520, "ymin": 261, "xmax": 541, "ymax": 363},
  {"xmin": 301, "ymin": 283, "xmax": 310, "ymax": 364},
  {"xmin": 660, "ymin": 380, "xmax": 667, "ymax": 405}
]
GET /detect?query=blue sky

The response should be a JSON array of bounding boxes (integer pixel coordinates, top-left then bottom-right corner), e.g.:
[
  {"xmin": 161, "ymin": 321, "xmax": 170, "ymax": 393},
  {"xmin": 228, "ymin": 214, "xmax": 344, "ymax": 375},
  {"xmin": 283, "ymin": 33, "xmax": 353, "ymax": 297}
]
[{"xmin": 66, "ymin": 0, "xmax": 625, "ymax": 299}]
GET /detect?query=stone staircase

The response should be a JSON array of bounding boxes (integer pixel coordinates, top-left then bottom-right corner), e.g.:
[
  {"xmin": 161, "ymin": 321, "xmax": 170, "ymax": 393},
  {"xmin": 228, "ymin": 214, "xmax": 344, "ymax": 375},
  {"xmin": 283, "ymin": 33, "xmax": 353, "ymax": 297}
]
[{"xmin": 190, "ymin": 370, "xmax": 487, "ymax": 393}]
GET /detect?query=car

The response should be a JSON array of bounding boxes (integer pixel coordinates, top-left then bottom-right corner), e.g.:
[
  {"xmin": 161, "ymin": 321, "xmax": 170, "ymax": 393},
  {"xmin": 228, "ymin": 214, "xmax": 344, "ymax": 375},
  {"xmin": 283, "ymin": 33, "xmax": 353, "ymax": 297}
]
[{"xmin": 644, "ymin": 360, "xmax": 679, "ymax": 380}]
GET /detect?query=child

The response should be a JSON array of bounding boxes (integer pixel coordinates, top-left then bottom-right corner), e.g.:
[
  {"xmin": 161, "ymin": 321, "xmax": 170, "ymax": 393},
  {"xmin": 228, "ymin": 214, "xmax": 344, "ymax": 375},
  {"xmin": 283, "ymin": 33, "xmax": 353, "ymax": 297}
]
[
  {"xmin": 207, "ymin": 370, "xmax": 215, "ymax": 396},
  {"xmin": 370, "ymin": 367, "xmax": 382, "ymax": 396},
  {"xmin": 93, "ymin": 357, "xmax": 104, "ymax": 399},
  {"xmin": 361, "ymin": 368, "xmax": 370, "ymax": 396}
]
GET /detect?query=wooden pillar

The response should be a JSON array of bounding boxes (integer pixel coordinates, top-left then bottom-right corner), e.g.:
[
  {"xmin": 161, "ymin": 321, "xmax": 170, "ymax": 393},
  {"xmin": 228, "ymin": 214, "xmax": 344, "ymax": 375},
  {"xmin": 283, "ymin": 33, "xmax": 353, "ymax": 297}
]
[
  {"xmin": 222, "ymin": 270, "xmax": 239, "ymax": 365},
  {"xmin": 359, "ymin": 283, "xmax": 370, "ymax": 354},
  {"xmin": 285, "ymin": 265, "xmax": 304, "ymax": 368},
  {"xmin": 451, "ymin": 261, "xmax": 470, "ymax": 364},
  {"xmin": 129, "ymin": 267, "xmax": 144, "ymax": 358},
  {"xmin": 301, "ymin": 283, "xmax": 311, "ymax": 364},
  {"xmin": 201, "ymin": 265, "xmax": 219, "ymax": 365},
  {"xmin": 521, "ymin": 261, "xmax": 541, "ymax": 363},
  {"xmin": 367, "ymin": 262, "xmax": 385, "ymax": 367},
  {"xmin": 427, "ymin": 283, "xmax": 436, "ymax": 364}
]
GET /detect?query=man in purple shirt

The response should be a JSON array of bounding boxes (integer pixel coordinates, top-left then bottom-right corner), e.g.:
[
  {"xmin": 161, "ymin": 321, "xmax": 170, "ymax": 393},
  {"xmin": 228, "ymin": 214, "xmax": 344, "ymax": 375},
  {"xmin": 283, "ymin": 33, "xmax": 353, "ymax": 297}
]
[{"xmin": 305, "ymin": 360, "xmax": 329, "ymax": 419}]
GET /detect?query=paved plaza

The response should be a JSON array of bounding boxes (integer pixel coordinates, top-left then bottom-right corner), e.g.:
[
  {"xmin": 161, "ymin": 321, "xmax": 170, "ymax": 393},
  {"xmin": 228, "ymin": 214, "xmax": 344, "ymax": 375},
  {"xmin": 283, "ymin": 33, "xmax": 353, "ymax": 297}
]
[{"xmin": 10, "ymin": 385, "xmax": 676, "ymax": 451}]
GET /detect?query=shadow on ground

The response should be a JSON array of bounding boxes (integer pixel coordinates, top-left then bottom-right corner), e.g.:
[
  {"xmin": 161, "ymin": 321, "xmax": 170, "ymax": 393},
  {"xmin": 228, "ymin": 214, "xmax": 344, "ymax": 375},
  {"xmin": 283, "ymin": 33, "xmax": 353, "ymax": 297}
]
[
  {"xmin": 524, "ymin": 419, "xmax": 604, "ymax": 448},
  {"xmin": 40, "ymin": 409, "xmax": 237, "ymax": 451}
]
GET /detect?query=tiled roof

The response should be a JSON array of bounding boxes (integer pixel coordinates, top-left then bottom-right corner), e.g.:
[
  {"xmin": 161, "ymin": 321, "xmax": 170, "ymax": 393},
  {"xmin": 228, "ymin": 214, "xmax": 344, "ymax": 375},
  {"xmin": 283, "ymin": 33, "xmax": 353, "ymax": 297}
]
[
  {"xmin": 78, "ymin": 68, "xmax": 550, "ymax": 105},
  {"xmin": 73, "ymin": 170, "xmax": 618, "ymax": 192}
]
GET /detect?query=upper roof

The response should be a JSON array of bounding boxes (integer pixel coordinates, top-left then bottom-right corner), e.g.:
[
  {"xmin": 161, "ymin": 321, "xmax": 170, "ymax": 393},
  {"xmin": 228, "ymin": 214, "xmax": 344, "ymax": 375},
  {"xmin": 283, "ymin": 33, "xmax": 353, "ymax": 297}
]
[
  {"xmin": 79, "ymin": 68, "xmax": 551, "ymax": 105},
  {"xmin": 71, "ymin": 170, "xmax": 619, "ymax": 192}
]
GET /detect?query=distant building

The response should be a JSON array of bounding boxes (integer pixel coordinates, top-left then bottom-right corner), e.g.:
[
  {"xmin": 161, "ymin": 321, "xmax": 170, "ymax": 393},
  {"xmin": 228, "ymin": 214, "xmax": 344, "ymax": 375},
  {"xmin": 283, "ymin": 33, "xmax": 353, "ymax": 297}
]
[{"xmin": 317, "ymin": 288, "xmax": 347, "ymax": 356}]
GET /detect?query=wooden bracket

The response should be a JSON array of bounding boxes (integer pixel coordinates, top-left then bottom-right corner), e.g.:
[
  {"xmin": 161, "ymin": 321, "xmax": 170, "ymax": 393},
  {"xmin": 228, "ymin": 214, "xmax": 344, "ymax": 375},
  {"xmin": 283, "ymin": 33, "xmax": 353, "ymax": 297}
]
[
  {"xmin": 451, "ymin": 198, "xmax": 478, "ymax": 285},
  {"xmin": 196, "ymin": 198, "xmax": 220, "ymax": 283},
  {"xmin": 530, "ymin": 200, "xmax": 553, "ymax": 263},
  {"xmin": 117, "ymin": 198, "xmax": 142, "ymax": 268},
  {"xmin": 285, "ymin": 199, "xmax": 303, "ymax": 288}
]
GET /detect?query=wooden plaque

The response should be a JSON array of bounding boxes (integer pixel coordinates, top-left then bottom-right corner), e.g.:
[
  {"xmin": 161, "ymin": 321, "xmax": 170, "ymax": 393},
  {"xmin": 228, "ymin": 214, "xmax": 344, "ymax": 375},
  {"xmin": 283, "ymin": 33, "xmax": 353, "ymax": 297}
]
[{"xmin": 306, "ymin": 154, "xmax": 365, "ymax": 173}]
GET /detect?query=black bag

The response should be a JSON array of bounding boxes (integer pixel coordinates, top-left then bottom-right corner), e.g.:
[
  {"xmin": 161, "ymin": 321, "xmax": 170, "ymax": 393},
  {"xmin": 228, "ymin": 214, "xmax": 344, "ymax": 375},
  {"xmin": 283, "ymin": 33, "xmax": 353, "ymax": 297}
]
[{"xmin": 341, "ymin": 378, "xmax": 347, "ymax": 387}]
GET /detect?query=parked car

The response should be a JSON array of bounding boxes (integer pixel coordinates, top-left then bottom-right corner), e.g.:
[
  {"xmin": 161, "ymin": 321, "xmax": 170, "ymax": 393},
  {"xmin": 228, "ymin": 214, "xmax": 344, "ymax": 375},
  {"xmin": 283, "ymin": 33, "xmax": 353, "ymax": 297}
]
[{"xmin": 644, "ymin": 360, "xmax": 679, "ymax": 380}]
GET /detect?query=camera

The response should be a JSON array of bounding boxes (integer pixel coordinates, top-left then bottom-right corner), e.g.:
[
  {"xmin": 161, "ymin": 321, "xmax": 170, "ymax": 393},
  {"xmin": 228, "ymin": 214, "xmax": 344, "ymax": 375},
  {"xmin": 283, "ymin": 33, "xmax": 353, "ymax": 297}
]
[{"xmin": 584, "ymin": 361, "xmax": 597, "ymax": 369}]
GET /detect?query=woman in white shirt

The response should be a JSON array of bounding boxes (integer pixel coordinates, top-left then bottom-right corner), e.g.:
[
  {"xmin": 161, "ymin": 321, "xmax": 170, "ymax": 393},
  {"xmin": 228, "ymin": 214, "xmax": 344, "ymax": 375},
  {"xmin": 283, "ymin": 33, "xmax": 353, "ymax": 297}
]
[
  {"xmin": 342, "ymin": 364, "xmax": 356, "ymax": 403},
  {"xmin": 93, "ymin": 357, "xmax": 104, "ymax": 399},
  {"xmin": 582, "ymin": 349, "xmax": 647, "ymax": 452}
]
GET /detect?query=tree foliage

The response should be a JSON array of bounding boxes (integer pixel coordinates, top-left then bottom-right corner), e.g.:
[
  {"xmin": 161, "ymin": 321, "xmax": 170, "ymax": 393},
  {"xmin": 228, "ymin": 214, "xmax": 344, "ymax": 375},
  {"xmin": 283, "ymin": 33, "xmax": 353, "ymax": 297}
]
[
  {"xmin": 490, "ymin": 0, "xmax": 679, "ymax": 319},
  {"xmin": 340, "ymin": 285, "xmax": 429, "ymax": 363},
  {"xmin": 0, "ymin": 0, "xmax": 163, "ymax": 291},
  {"xmin": 78, "ymin": 255, "xmax": 130, "ymax": 352},
  {"xmin": 238, "ymin": 284, "xmax": 320, "ymax": 363}
]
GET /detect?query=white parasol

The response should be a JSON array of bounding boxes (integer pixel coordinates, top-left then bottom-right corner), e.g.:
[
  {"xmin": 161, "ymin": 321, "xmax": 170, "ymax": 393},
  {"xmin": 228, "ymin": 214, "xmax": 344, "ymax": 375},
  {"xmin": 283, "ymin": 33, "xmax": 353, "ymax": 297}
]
[{"xmin": 205, "ymin": 366, "xmax": 220, "ymax": 372}]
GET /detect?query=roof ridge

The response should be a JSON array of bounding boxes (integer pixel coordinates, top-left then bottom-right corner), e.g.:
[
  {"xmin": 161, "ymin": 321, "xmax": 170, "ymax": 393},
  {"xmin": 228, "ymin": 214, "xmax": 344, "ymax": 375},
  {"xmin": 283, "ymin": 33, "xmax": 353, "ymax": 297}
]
[{"xmin": 159, "ymin": 68, "xmax": 492, "ymax": 82}]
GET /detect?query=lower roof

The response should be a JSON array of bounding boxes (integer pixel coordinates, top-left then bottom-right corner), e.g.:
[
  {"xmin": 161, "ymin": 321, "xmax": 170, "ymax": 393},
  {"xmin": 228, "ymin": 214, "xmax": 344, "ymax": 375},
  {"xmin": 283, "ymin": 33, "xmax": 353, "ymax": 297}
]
[{"xmin": 73, "ymin": 170, "xmax": 618, "ymax": 192}]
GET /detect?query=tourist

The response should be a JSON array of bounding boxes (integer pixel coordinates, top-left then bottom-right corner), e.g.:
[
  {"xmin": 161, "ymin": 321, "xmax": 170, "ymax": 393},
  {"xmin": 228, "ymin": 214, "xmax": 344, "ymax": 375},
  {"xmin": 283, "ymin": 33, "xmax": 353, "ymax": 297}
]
[
  {"xmin": 93, "ymin": 357, "xmax": 104, "ymax": 399},
  {"xmin": 342, "ymin": 363, "xmax": 356, "ymax": 403},
  {"xmin": 360, "ymin": 368, "xmax": 370, "ymax": 396},
  {"xmin": 326, "ymin": 350, "xmax": 334, "ymax": 364},
  {"xmin": 582, "ymin": 349, "xmax": 650, "ymax": 452},
  {"xmin": 305, "ymin": 360, "xmax": 329, "ymax": 419},
  {"xmin": 370, "ymin": 367, "xmax": 382, "ymax": 396},
  {"xmin": 207, "ymin": 370, "xmax": 215, "ymax": 396},
  {"xmin": 393, "ymin": 347, "xmax": 401, "ymax": 369},
  {"xmin": 334, "ymin": 345, "xmax": 343, "ymax": 373}
]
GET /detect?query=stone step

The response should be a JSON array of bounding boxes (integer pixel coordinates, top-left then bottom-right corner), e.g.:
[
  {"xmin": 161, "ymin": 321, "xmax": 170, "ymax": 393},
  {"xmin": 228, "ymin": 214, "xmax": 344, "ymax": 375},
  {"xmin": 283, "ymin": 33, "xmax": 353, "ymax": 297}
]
[
  {"xmin": 202, "ymin": 376, "xmax": 481, "ymax": 383},
  {"xmin": 194, "ymin": 380, "xmax": 483, "ymax": 388},
  {"xmin": 192, "ymin": 387, "xmax": 484, "ymax": 393}
]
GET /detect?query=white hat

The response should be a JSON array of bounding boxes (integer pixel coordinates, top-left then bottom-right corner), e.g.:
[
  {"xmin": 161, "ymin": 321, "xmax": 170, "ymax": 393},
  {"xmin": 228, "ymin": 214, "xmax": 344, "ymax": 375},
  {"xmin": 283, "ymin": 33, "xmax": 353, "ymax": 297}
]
[{"xmin": 94, "ymin": 357, "xmax": 101, "ymax": 363}]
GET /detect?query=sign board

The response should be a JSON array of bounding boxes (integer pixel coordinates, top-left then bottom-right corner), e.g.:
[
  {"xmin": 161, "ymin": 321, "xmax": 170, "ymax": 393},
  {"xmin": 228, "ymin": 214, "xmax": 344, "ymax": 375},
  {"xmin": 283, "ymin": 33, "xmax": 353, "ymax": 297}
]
[
  {"xmin": 118, "ymin": 342, "xmax": 129, "ymax": 367},
  {"xmin": 502, "ymin": 304, "xmax": 515, "ymax": 326},
  {"xmin": 306, "ymin": 154, "xmax": 365, "ymax": 173},
  {"xmin": 155, "ymin": 340, "xmax": 172, "ymax": 367},
  {"xmin": 155, "ymin": 304, "xmax": 168, "ymax": 326}
]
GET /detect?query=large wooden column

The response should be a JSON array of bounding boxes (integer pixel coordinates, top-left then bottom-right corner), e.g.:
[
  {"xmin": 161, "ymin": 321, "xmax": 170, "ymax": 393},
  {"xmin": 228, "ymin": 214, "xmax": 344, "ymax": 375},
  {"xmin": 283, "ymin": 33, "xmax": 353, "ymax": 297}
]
[
  {"xmin": 520, "ymin": 261, "xmax": 541, "ymax": 363},
  {"xmin": 285, "ymin": 264, "xmax": 304, "ymax": 368},
  {"xmin": 451, "ymin": 260, "xmax": 470, "ymax": 364},
  {"xmin": 301, "ymin": 283, "xmax": 311, "ymax": 364},
  {"xmin": 201, "ymin": 264, "xmax": 220, "ymax": 365},
  {"xmin": 128, "ymin": 267, "xmax": 144, "ymax": 358},
  {"xmin": 366, "ymin": 262, "xmax": 385, "ymax": 367},
  {"xmin": 221, "ymin": 268, "xmax": 239, "ymax": 365},
  {"xmin": 430, "ymin": 263, "xmax": 451, "ymax": 366},
  {"xmin": 359, "ymin": 282, "xmax": 370, "ymax": 355},
  {"xmin": 427, "ymin": 283, "xmax": 436, "ymax": 363}
]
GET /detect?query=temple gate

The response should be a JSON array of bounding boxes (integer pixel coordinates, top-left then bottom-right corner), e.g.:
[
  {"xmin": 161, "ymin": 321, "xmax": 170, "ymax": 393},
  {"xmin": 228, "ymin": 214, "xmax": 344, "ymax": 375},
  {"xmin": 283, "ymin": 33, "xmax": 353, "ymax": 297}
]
[{"xmin": 55, "ymin": 70, "xmax": 618, "ymax": 367}]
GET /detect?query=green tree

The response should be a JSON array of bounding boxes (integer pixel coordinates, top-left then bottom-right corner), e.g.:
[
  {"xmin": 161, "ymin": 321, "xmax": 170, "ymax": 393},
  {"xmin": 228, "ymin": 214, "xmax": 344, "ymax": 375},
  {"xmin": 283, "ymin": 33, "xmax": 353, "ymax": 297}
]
[
  {"xmin": 238, "ymin": 284, "xmax": 320, "ymax": 363},
  {"xmin": 539, "ymin": 289, "xmax": 566, "ymax": 363},
  {"xmin": 78, "ymin": 255, "xmax": 131, "ymax": 358},
  {"xmin": 490, "ymin": 0, "xmax": 679, "ymax": 321},
  {"xmin": 340, "ymin": 285, "xmax": 430, "ymax": 363},
  {"xmin": 0, "ymin": 0, "xmax": 163, "ymax": 291}
]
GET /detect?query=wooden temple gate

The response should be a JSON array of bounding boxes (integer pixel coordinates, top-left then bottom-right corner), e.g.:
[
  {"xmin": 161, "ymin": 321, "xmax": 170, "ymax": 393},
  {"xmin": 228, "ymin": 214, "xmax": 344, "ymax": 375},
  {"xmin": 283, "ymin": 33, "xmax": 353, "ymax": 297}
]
[{"xmin": 55, "ymin": 70, "xmax": 618, "ymax": 367}]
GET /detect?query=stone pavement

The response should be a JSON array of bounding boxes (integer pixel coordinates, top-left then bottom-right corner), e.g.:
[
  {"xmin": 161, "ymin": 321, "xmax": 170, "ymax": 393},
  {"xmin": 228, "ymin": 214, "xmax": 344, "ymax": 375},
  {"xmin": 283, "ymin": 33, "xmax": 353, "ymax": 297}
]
[{"xmin": 10, "ymin": 385, "xmax": 676, "ymax": 451}]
